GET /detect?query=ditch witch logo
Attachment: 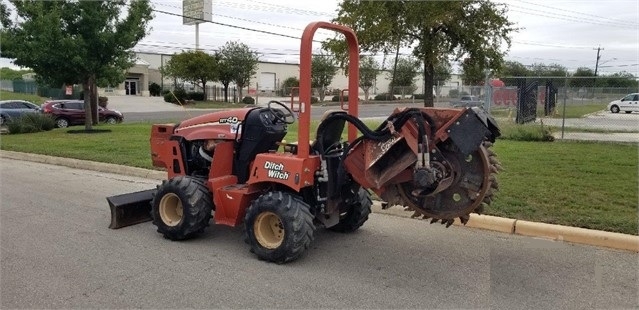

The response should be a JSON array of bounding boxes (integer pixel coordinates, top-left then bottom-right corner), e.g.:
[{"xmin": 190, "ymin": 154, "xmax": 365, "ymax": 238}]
[{"xmin": 264, "ymin": 161, "xmax": 290, "ymax": 180}]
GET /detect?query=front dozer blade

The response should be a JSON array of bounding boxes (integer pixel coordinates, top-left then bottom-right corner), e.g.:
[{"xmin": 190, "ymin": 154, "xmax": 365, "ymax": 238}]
[{"xmin": 106, "ymin": 189, "xmax": 156, "ymax": 229}]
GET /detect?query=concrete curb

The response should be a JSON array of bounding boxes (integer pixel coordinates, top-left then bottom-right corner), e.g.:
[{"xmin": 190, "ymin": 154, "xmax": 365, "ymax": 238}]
[
  {"xmin": 372, "ymin": 203, "xmax": 639, "ymax": 252},
  {"xmin": 2, "ymin": 150, "xmax": 638, "ymax": 253}
]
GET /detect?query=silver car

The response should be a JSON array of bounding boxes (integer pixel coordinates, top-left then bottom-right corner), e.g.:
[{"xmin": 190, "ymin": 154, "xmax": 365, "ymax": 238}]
[{"xmin": 0, "ymin": 100, "xmax": 42, "ymax": 125}]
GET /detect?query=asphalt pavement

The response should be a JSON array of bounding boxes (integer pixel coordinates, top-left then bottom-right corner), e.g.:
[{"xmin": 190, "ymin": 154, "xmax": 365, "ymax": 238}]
[
  {"xmin": 1, "ymin": 157, "xmax": 638, "ymax": 309},
  {"xmin": 107, "ymin": 95, "xmax": 638, "ymax": 143}
]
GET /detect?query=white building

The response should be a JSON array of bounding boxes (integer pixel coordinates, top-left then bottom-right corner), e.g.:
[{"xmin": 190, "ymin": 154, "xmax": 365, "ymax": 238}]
[{"xmin": 101, "ymin": 51, "xmax": 463, "ymax": 99}]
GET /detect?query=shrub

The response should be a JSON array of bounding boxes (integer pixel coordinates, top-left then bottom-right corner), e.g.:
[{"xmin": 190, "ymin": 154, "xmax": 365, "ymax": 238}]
[
  {"xmin": 187, "ymin": 92, "xmax": 205, "ymax": 101},
  {"xmin": 7, "ymin": 113, "xmax": 55, "ymax": 134},
  {"xmin": 149, "ymin": 82, "xmax": 162, "ymax": 96},
  {"xmin": 374, "ymin": 93, "xmax": 396, "ymax": 101},
  {"xmin": 98, "ymin": 96, "xmax": 108, "ymax": 108},
  {"xmin": 332, "ymin": 95, "xmax": 348, "ymax": 102},
  {"xmin": 498, "ymin": 122, "xmax": 555, "ymax": 142},
  {"xmin": 413, "ymin": 94, "xmax": 425, "ymax": 100},
  {"xmin": 448, "ymin": 89, "xmax": 459, "ymax": 98},
  {"xmin": 311, "ymin": 96, "xmax": 319, "ymax": 104},
  {"xmin": 242, "ymin": 96, "xmax": 255, "ymax": 105},
  {"xmin": 163, "ymin": 88, "xmax": 188, "ymax": 104},
  {"xmin": 160, "ymin": 89, "xmax": 170, "ymax": 96}
]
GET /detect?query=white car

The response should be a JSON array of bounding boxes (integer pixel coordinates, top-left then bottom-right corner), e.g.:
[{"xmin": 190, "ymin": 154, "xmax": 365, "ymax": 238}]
[{"xmin": 607, "ymin": 93, "xmax": 639, "ymax": 114}]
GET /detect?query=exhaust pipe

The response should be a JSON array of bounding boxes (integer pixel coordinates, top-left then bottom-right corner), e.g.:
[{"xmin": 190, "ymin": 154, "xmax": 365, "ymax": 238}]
[{"xmin": 106, "ymin": 189, "xmax": 156, "ymax": 229}]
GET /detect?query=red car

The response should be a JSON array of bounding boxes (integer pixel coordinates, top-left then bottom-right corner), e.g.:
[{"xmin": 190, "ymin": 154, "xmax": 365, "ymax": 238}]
[{"xmin": 42, "ymin": 100, "xmax": 124, "ymax": 128}]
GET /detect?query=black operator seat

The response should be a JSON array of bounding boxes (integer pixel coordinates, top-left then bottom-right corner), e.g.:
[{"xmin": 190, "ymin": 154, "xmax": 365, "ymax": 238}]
[
  {"xmin": 313, "ymin": 110, "xmax": 347, "ymax": 155},
  {"xmin": 233, "ymin": 107, "xmax": 288, "ymax": 183}
]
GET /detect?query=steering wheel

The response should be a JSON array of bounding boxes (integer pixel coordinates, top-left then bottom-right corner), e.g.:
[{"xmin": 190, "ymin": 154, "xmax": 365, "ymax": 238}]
[{"xmin": 267, "ymin": 100, "xmax": 296, "ymax": 124}]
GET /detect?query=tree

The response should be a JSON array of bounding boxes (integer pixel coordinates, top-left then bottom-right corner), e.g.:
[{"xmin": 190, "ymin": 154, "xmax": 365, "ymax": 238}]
[
  {"xmin": 217, "ymin": 54, "xmax": 234, "ymax": 103},
  {"xmin": 529, "ymin": 63, "xmax": 568, "ymax": 78},
  {"xmin": 323, "ymin": 0, "xmax": 516, "ymax": 107},
  {"xmin": 0, "ymin": 67, "xmax": 33, "ymax": 80},
  {"xmin": 1, "ymin": 0, "xmax": 153, "ymax": 130},
  {"xmin": 359, "ymin": 56, "xmax": 379, "ymax": 101},
  {"xmin": 218, "ymin": 41, "xmax": 259, "ymax": 101},
  {"xmin": 598, "ymin": 71, "xmax": 639, "ymax": 88},
  {"xmin": 433, "ymin": 60, "xmax": 452, "ymax": 97},
  {"xmin": 498, "ymin": 61, "xmax": 529, "ymax": 86},
  {"xmin": 162, "ymin": 50, "xmax": 218, "ymax": 100},
  {"xmin": 311, "ymin": 53, "xmax": 338, "ymax": 102},
  {"xmin": 281, "ymin": 76, "xmax": 300, "ymax": 96},
  {"xmin": 388, "ymin": 56, "xmax": 420, "ymax": 95},
  {"xmin": 570, "ymin": 67, "xmax": 596, "ymax": 88}
]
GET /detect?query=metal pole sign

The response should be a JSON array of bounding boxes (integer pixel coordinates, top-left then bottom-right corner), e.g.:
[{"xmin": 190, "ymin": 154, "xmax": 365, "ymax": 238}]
[{"xmin": 182, "ymin": 0, "xmax": 212, "ymax": 25}]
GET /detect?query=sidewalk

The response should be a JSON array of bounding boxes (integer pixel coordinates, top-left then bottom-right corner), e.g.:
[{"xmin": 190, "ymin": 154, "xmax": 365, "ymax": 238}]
[{"xmin": 554, "ymin": 132, "xmax": 639, "ymax": 143}]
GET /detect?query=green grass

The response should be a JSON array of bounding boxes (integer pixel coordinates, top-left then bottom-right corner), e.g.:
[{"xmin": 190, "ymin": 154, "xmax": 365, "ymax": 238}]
[
  {"xmin": 0, "ymin": 90, "xmax": 49, "ymax": 105},
  {"xmin": 491, "ymin": 104, "xmax": 605, "ymax": 119},
  {"xmin": 1, "ymin": 121, "xmax": 637, "ymax": 235},
  {"xmin": 490, "ymin": 141, "xmax": 637, "ymax": 235}
]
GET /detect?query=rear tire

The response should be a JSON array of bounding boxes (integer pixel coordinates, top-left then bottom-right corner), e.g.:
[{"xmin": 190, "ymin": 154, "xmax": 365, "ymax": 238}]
[
  {"xmin": 328, "ymin": 188, "xmax": 372, "ymax": 233},
  {"xmin": 244, "ymin": 191, "xmax": 315, "ymax": 264},
  {"xmin": 151, "ymin": 176, "xmax": 213, "ymax": 240},
  {"xmin": 55, "ymin": 117, "xmax": 70, "ymax": 128},
  {"xmin": 610, "ymin": 105, "xmax": 620, "ymax": 113}
]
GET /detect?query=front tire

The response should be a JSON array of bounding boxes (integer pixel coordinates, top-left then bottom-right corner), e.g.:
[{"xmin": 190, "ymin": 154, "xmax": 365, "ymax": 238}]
[
  {"xmin": 328, "ymin": 188, "xmax": 372, "ymax": 233},
  {"xmin": 610, "ymin": 105, "xmax": 620, "ymax": 113},
  {"xmin": 105, "ymin": 116, "xmax": 118, "ymax": 124},
  {"xmin": 151, "ymin": 176, "xmax": 213, "ymax": 240},
  {"xmin": 244, "ymin": 191, "xmax": 315, "ymax": 264},
  {"xmin": 55, "ymin": 117, "xmax": 70, "ymax": 128}
]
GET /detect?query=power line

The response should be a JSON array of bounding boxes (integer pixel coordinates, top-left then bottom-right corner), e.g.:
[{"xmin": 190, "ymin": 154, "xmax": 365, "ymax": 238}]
[
  {"xmin": 151, "ymin": 8, "xmax": 324, "ymax": 43},
  {"xmin": 508, "ymin": 8, "xmax": 637, "ymax": 29},
  {"xmin": 514, "ymin": 0, "xmax": 637, "ymax": 26}
]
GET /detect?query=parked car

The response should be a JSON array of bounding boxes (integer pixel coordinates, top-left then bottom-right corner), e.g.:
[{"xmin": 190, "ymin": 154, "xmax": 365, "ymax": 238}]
[
  {"xmin": 451, "ymin": 95, "xmax": 483, "ymax": 108},
  {"xmin": 41, "ymin": 100, "xmax": 123, "ymax": 128},
  {"xmin": 0, "ymin": 100, "xmax": 42, "ymax": 125},
  {"xmin": 607, "ymin": 93, "xmax": 638, "ymax": 114}
]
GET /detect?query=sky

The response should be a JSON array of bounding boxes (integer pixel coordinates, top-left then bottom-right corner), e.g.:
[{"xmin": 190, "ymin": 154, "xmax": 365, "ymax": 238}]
[{"xmin": 1, "ymin": 0, "xmax": 638, "ymax": 76}]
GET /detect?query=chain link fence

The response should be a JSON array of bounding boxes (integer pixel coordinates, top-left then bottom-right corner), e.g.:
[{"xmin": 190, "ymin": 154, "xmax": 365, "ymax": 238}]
[
  {"xmin": 456, "ymin": 76, "xmax": 639, "ymax": 142},
  {"xmin": 1, "ymin": 79, "xmax": 83, "ymax": 100}
]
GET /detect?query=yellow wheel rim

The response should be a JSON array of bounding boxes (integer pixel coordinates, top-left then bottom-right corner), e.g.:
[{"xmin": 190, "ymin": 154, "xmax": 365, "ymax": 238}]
[
  {"xmin": 254, "ymin": 211, "xmax": 284, "ymax": 249},
  {"xmin": 159, "ymin": 193, "xmax": 183, "ymax": 227}
]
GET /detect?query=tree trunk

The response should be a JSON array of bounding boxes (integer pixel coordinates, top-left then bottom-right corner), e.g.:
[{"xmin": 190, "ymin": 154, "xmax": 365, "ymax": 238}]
[
  {"xmin": 90, "ymin": 75, "xmax": 98, "ymax": 125},
  {"xmin": 201, "ymin": 80, "xmax": 207, "ymax": 101},
  {"xmin": 319, "ymin": 86, "xmax": 326, "ymax": 102},
  {"xmin": 223, "ymin": 83, "xmax": 229, "ymax": 102},
  {"xmin": 237, "ymin": 84, "xmax": 244, "ymax": 102},
  {"xmin": 363, "ymin": 87, "xmax": 369, "ymax": 102},
  {"xmin": 423, "ymin": 60, "xmax": 435, "ymax": 107},
  {"xmin": 82, "ymin": 78, "xmax": 93, "ymax": 131}
]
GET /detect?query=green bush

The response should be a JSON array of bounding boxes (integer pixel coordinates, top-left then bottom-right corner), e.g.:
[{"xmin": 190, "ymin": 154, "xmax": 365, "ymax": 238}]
[
  {"xmin": 242, "ymin": 96, "xmax": 255, "ymax": 105},
  {"xmin": 163, "ymin": 88, "xmax": 188, "ymax": 104},
  {"xmin": 149, "ymin": 82, "xmax": 162, "ymax": 96},
  {"xmin": 332, "ymin": 95, "xmax": 348, "ymax": 102},
  {"xmin": 448, "ymin": 89, "xmax": 459, "ymax": 98},
  {"xmin": 498, "ymin": 122, "xmax": 555, "ymax": 142},
  {"xmin": 6, "ymin": 113, "xmax": 55, "ymax": 134},
  {"xmin": 311, "ymin": 96, "xmax": 319, "ymax": 104},
  {"xmin": 187, "ymin": 92, "xmax": 205, "ymax": 101},
  {"xmin": 412, "ymin": 94, "xmax": 425, "ymax": 99},
  {"xmin": 374, "ymin": 93, "xmax": 397, "ymax": 101},
  {"xmin": 98, "ymin": 96, "xmax": 108, "ymax": 108}
]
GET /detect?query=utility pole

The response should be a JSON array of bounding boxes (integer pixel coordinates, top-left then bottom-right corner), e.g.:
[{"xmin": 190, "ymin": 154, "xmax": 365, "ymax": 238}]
[{"xmin": 593, "ymin": 46, "xmax": 604, "ymax": 76}]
